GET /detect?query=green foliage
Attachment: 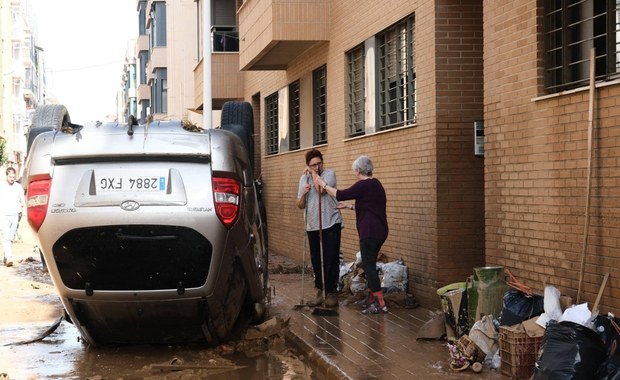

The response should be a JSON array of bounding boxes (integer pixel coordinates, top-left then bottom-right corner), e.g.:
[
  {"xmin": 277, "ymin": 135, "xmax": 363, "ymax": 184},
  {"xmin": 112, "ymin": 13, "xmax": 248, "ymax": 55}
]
[{"xmin": 0, "ymin": 139, "xmax": 7, "ymax": 167}]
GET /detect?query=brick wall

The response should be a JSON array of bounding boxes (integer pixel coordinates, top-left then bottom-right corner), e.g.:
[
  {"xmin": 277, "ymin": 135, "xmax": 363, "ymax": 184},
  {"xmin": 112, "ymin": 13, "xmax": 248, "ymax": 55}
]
[
  {"xmin": 434, "ymin": 0, "xmax": 485, "ymax": 287},
  {"xmin": 242, "ymin": 0, "xmax": 486, "ymax": 307},
  {"xmin": 483, "ymin": 0, "xmax": 620, "ymax": 313}
]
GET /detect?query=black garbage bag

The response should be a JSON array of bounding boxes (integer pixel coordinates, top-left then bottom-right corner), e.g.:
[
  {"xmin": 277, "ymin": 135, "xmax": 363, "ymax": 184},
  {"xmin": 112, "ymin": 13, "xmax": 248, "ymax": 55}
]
[
  {"xmin": 533, "ymin": 321, "xmax": 607, "ymax": 380},
  {"xmin": 593, "ymin": 315, "xmax": 620, "ymax": 379},
  {"xmin": 594, "ymin": 315, "xmax": 620, "ymax": 357},
  {"xmin": 500, "ymin": 289, "xmax": 544, "ymax": 326}
]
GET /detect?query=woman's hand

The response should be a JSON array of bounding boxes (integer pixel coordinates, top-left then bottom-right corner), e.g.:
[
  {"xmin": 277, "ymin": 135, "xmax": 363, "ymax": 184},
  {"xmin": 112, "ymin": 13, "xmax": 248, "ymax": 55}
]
[
  {"xmin": 310, "ymin": 170, "xmax": 323, "ymax": 186},
  {"xmin": 337, "ymin": 202, "xmax": 353, "ymax": 210}
]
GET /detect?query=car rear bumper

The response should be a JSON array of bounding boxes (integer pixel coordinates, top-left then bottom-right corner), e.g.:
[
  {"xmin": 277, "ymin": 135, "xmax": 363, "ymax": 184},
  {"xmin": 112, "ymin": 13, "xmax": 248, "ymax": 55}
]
[{"xmin": 66, "ymin": 296, "xmax": 211, "ymax": 345}]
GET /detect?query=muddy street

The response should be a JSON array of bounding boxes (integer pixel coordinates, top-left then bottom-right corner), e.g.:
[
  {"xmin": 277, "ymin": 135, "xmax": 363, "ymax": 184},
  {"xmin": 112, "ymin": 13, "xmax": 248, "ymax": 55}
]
[
  {"xmin": 0, "ymin": 227, "xmax": 315, "ymax": 380},
  {"xmin": 1, "ymin": 225, "xmax": 507, "ymax": 380}
]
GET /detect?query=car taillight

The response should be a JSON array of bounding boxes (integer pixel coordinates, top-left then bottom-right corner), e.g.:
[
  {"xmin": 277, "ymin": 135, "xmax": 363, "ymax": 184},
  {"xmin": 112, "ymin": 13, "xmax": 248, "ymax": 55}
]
[
  {"xmin": 213, "ymin": 176, "xmax": 240, "ymax": 229},
  {"xmin": 27, "ymin": 178, "xmax": 51, "ymax": 232}
]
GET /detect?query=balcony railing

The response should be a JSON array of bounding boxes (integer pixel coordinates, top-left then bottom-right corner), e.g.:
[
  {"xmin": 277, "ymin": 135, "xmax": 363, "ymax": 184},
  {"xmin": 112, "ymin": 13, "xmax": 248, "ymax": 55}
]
[{"xmin": 212, "ymin": 26, "xmax": 239, "ymax": 52}]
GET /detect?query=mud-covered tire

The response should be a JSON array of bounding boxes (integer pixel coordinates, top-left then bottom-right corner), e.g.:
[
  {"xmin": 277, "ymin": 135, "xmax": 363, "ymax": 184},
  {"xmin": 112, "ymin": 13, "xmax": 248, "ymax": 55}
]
[
  {"xmin": 220, "ymin": 101, "xmax": 253, "ymax": 165},
  {"xmin": 28, "ymin": 104, "xmax": 71, "ymax": 152}
]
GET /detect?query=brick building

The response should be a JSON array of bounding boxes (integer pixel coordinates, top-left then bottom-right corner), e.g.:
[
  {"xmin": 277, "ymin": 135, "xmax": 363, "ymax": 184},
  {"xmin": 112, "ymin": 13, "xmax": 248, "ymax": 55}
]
[
  {"xmin": 234, "ymin": 0, "xmax": 485, "ymax": 307},
  {"xmin": 483, "ymin": 0, "xmax": 620, "ymax": 313},
  {"xmin": 143, "ymin": 0, "xmax": 619, "ymax": 311}
]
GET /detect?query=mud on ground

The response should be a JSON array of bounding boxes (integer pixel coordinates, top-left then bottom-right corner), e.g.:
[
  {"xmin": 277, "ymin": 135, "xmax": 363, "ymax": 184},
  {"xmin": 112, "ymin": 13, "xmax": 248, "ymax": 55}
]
[{"xmin": 0, "ymin": 230, "xmax": 314, "ymax": 380}]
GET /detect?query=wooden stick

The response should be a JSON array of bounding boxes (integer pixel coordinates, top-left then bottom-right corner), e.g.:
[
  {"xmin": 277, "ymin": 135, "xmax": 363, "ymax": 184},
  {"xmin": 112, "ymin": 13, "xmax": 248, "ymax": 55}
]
[
  {"xmin": 592, "ymin": 272, "xmax": 609, "ymax": 315},
  {"xmin": 576, "ymin": 48, "xmax": 596, "ymax": 304}
]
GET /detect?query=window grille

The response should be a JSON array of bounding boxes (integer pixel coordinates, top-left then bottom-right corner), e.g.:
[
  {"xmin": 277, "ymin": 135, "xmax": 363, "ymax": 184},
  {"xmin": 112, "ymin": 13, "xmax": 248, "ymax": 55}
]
[
  {"xmin": 544, "ymin": 0, "xmax": 620, "ymax": 93},
  {"xmin": 377, "ymin": 15, "xmax": 416, "ymax": 130},
  {"xmin": 313, "ymin": 65, "xmax": 328, "ymax": 145},
  {"xmin": 289, "ymin": 81, "xmax": 301, "ymax": 150},
  {"xmin": 265, "ymin": 92, "xmax": 279, "ymax": 155},
  {"xmin": 347, "ymin": 44, "xmax": 365, "ymax": 137}
]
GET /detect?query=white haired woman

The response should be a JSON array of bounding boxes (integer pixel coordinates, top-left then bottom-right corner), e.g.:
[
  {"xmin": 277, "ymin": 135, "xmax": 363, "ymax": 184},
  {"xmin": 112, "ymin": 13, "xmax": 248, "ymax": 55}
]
[{"xmin": 312, "ymin": 155, "xmax": 389, "ymax": 314}]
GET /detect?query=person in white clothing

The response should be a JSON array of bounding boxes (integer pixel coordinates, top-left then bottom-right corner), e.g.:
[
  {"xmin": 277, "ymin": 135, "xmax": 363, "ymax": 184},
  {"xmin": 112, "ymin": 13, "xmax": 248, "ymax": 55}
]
[{"xmin": 0, "ymin": 167, "xmax": 25, "ymax": 267}]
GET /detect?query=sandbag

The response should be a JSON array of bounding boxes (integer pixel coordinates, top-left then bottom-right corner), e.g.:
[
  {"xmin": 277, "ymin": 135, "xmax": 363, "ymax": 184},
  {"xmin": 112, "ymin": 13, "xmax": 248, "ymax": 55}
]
[
  {"xmin": 380, "ymin": 259, "xmax": 408, "ymax": 292},
  {"xmin": 500, "ymin": 289, "xmax": 544, "ymax": 326}
]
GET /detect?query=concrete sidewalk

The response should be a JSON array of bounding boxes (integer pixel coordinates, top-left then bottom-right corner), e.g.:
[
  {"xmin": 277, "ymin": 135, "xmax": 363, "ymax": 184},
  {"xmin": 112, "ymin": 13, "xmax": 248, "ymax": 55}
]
[{"xmin": 268, "ymin": 257, "xmax": 505, "ymax": 380}]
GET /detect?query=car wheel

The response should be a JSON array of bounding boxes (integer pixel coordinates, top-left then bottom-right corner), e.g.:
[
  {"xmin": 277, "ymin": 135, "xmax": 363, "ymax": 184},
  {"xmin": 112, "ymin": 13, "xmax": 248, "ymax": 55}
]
[
  {"xmin": 28, "ymin": 104, "xmax": 71, "ymax": 152},
  {"xmin": 220, "ymin": 101, "xmax": 254, "ymax": 166}
]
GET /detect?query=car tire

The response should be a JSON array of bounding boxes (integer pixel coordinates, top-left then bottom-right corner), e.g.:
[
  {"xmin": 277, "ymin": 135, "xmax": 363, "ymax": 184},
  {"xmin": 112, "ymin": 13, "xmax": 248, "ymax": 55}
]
[
  {"xmin": 28, "ymin": 104, "xmax": 71, "ymax": 152},
  {"xmin": 220, "ymin": 101, "xmax": 254, "ymax": 166},
  {"xmin": 221, "ymin": 101, "xmax": 268, "ymax": 302}
]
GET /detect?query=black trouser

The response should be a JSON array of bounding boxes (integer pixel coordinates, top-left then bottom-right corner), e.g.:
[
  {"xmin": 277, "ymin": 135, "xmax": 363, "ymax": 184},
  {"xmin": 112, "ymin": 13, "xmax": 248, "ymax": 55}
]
[
  {"xmin": 307, "ymin": 223, "xmax": 341, "ymax": 293},
  {"xmin": 360, "ymin": 238, "xmax": 386, "ymax": 292}
]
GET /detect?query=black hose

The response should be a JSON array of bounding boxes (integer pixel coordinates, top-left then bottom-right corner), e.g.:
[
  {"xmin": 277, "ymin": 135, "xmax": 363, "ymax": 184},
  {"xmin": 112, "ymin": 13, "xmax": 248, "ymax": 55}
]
[{"xmin": 3, "ymin": 315, "xmax": 64, "ymax": 346}]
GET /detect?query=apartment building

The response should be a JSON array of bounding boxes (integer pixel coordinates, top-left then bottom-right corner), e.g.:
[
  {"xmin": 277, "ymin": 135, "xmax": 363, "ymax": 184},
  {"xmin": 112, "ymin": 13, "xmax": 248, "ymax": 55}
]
[
  {"xmin": 134, "ymin": 0, "xmax": 200, "ymax": 124},
  {"xmin": 0, "ymin": 0, "xmax": 43, "ymax": 176},
  {"xmin": 234, "ymin": 0, "xmax": 486, "ymax": 307},
  {"xmin": 129, "ymin": 0, "xmax": 620, "ymax": 311},
  {"xmin": 135, "ymin": 0, "xmax": 485, "ymax": 307},
  {"xmin": 119, "ymin": 39, "xmax": 137, "ymax": 123}
]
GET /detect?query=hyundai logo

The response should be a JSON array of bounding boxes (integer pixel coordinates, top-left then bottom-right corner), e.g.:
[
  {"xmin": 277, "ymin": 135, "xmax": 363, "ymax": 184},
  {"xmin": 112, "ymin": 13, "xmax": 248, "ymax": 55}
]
[{"xmin": 120, "ymin": 200, "xmax": 140, "ymax": 211}]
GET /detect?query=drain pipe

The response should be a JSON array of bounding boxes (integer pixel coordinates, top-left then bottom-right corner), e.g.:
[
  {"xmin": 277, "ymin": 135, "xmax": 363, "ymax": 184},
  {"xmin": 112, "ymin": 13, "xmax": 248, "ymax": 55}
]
[{"xmin": 202, "ymin": 0, "xmax": 212, "ymax": 129}]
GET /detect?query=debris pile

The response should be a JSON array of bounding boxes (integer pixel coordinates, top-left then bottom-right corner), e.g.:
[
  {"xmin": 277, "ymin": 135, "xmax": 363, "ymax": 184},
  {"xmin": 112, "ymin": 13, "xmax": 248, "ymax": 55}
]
[
  {"xmin": 426, "ymin": 267, "xmax": 620, "ymax": 378},
  {"xmin": 338, "ymin": 252, "xmax": 419, "ymax": 309}
]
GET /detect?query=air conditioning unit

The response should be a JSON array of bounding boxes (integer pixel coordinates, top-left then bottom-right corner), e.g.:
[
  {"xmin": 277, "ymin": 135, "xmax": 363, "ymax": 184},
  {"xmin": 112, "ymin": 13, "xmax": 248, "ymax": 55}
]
[{"xmin": 474, "ymin": 120, "xmax": 484, "ymax": 156}]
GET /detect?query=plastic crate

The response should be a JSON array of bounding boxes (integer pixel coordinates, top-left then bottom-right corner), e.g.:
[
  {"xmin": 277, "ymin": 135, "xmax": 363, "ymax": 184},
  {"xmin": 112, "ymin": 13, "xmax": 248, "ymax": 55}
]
[{"xmin": 499, "ymin": 326, "xmax": 543, "ymax": 379}]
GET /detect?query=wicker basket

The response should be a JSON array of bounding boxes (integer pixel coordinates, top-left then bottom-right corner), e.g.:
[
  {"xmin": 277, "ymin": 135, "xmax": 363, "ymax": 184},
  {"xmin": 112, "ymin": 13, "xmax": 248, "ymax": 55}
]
[{"xmin": 499, "ymin": 326, "xmax": 543, "ymax": 379}]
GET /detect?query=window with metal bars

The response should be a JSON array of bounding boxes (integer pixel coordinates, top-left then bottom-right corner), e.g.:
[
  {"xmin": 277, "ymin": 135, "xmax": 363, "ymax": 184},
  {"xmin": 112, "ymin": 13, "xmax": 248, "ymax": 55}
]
[
  {"xmin": 544, "ymin": 0, "xmax": 620, "ymax": 93},
  {"xmin": 347, "ymin": 44, "xmax": 366, "ymax": 137},
  {"xmin": 265, "ymin": 92, "xmax": 279, "ymax": 155},
  {"xmin": 378, "ymin": 15, "xmax": 416, "ymax": 130},
  {"xmin": 313, "ymin": 65, "xmax": 328, "ymax": 145},
  {"xmin": 289, "ymin": 81, "xmax": 301, "ymax": 150}
]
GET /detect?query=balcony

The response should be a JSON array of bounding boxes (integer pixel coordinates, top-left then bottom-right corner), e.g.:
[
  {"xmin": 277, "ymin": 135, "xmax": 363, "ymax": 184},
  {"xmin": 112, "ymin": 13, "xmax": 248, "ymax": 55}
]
[
  {"xmin": 136, "ymin": 35, "xmax": 149, "ymax": 53},
  {"xmin": 238, "ymin": 0, "xmax": 330, "ymax": 71},
  {"xmin": 146, "ymin": 46, "xmax": 167, "ymax": 80},
  {"xmin": 193, "ymin": 53, "xmax": 244, "ymax": 112},
  {"xmin": 137, "ymin": 84, "xmax": 151, "ymax": 103}
]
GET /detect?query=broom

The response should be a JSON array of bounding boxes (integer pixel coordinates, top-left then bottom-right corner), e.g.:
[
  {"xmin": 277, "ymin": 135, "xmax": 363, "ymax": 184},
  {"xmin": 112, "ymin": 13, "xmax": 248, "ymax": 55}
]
[
  {"xmin": 292, "ymin": 175, "xmax": 310, "ymax": 310},
  {"xmin": 312, "ymin": 186, "xmax": 339, "ymax": 316}
]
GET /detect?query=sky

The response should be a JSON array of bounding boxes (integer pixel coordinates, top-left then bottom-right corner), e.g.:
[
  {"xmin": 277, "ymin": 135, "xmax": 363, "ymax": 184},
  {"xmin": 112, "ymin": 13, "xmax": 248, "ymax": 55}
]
[{"xmin": 31, "ymin": 0, "xmax": 138, "ymax": 124}]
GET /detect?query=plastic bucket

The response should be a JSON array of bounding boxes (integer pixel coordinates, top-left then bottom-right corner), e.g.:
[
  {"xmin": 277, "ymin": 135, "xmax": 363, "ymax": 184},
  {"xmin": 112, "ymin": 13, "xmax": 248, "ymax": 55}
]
[
  {"xmin": 468, "ymin": 266, "xmax": 508, "ymax": 326},
  {"xmin": 437, "ymin": 282, "xmax": 468, "ymax": 341}
]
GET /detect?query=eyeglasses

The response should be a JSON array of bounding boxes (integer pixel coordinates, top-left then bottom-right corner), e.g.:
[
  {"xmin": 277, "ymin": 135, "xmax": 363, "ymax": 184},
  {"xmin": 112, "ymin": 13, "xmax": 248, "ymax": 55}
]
[{"xmin": 309, "ymin": 162, "xmax": 323, "ymax": 168}]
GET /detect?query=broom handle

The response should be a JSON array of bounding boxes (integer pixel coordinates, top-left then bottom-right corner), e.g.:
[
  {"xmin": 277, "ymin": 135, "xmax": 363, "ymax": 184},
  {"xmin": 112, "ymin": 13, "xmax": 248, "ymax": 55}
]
[
  {"xmin": 301, "ymin": 175, "xmax": 309, "ymax": 303},
  {"xmin": 577, "ymin": 47, "xmax": 596, "ymax": 304},
  {"xmin": 318, "ymin": 187, "xmax": 326, "ymax": 303}
]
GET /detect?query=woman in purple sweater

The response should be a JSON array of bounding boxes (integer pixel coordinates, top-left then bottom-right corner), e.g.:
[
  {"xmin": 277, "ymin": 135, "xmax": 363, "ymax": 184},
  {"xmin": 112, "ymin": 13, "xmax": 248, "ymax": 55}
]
[{"xmin": 312, "ymin": 155, "xmax": 389, "ymax": 314}]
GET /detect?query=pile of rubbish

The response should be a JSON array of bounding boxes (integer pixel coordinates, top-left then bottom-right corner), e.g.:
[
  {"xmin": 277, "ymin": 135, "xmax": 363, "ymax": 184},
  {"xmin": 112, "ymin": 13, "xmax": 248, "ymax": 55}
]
[
  {"xmin": 420, "ymin": 266, "xmax": 620, "ymax": 379},
  {"xmin": 338, "ymin": 252, "xmax": 419, "ymax": 308}
]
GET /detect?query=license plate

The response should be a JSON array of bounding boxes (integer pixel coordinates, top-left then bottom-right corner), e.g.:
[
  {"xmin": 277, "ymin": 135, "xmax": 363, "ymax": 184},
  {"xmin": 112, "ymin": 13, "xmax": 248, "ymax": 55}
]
[{"xmin": 95, "ymin": 170, "xmax": 167, "ymax": 192}]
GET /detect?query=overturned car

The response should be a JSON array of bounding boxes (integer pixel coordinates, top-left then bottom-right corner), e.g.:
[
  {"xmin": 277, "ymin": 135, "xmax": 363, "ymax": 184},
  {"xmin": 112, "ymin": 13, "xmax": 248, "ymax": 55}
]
[{"xmin": 23, "ymin": 102, "xmax": 269, "ymax": 346}]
